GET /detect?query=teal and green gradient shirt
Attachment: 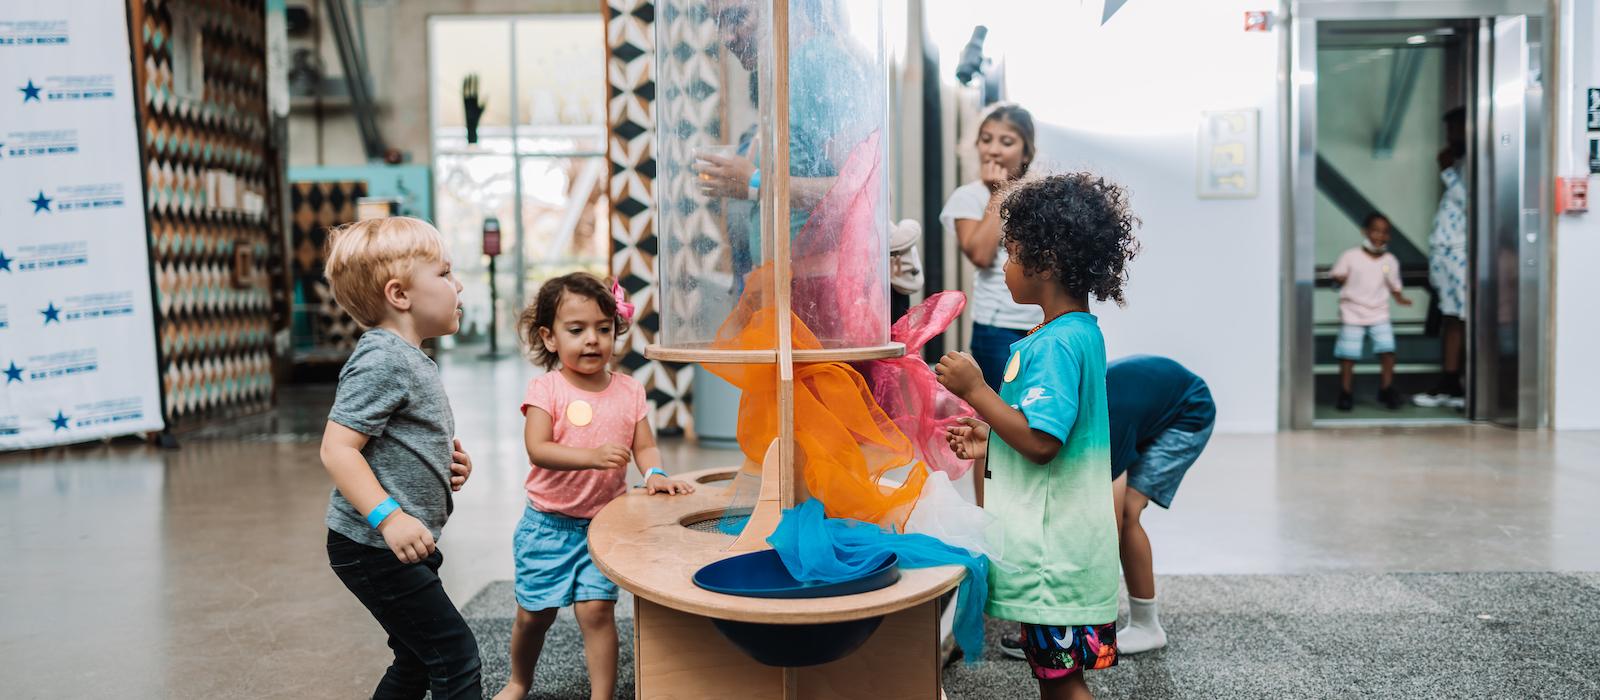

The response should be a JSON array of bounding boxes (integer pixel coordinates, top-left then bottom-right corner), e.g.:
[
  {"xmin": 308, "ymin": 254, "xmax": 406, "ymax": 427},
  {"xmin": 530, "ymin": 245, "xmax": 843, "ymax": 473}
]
[{"xmin": 983, "ymin": 312, "xmax": 1120, "ymax": 626}]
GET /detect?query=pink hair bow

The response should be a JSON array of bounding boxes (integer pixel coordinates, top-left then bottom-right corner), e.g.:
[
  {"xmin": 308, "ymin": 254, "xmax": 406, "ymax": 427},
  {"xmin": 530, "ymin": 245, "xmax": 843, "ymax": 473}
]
[{"xmin": 611, "ymin": 279, "xmax": 636, "ymax": 322}]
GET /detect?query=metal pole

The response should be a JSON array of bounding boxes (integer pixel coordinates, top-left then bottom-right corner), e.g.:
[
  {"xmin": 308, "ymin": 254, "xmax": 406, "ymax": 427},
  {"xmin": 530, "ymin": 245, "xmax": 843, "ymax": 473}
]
[
  {"xmin": 509, "ymin": 22, "xmax": 528, "ymax": 317},
  {"xmin": 485, "ymin": 254, "xmax": 500, "ymax": 357}
]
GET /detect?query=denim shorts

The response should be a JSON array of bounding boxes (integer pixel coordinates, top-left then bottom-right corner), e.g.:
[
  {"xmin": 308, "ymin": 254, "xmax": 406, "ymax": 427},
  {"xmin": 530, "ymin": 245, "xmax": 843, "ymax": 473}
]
[
  {"xmin": 1126, "ymin": 421, "xmax": 1214, "ymax": 510},
  {"xmin": 513, "ymin": 505, "xmax": 618, "ymax": 611},
  {"xmin": 1334, "ymin": 322, "xmax": 1396, "ymax": 360},
  {"xmin": 971, "ymin": 323, "xmax": 1027, "ymax": 391}
]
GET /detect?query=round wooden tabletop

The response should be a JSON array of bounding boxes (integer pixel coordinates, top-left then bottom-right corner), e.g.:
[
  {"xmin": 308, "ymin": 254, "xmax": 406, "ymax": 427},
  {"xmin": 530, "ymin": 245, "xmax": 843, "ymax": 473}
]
[{"xmin": 589, "ymin": 467, "xmax": 966, "ymax": 625}]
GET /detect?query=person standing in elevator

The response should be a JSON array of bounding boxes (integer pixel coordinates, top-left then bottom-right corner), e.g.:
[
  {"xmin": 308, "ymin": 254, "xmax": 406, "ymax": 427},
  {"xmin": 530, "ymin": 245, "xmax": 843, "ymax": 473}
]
[
  {"xmin": 939, "ymin": 103, "xmax": 1043, "ymax": 390},
  {"xmin": 1415, "ymin": 107, "xmax": 1469, "ymax": 409}
]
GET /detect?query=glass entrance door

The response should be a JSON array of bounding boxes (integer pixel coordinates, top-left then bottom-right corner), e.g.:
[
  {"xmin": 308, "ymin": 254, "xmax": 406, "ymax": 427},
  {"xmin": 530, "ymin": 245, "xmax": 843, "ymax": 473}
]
[{"xmin": 428, "ymin": 14, "xmax": 608, "ymax": 347}]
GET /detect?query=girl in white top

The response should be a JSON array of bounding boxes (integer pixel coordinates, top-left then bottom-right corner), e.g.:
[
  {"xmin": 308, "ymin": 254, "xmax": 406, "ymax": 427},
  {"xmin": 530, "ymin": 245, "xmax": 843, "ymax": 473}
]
[{"xmin": 939, "ymin": 103, "xmax": 1044, "ymax": 389}]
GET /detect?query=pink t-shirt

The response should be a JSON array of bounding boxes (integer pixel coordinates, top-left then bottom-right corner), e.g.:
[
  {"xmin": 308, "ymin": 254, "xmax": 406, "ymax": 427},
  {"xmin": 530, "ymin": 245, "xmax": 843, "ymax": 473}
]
[
  {"xmin": 521, "ymin": 371, "xmax": 648, "ymax": 519},
  {"xmin": 1331, "ymin": 247, "xmax": 1403, "ymax": 326}
]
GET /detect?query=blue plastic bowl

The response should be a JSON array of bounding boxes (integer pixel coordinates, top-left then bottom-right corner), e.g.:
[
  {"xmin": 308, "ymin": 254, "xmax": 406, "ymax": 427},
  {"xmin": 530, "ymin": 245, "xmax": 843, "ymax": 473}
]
[
  {"xmin": 711, "ymin": 616, "xmax": 886, "ymax": 667},
  {"xmin": 692, "ymin": 549, "xmax": 900, "ymax": 599},
  {"xmin": 692, "ymin": 550, "xmax": 902, "ymax": 666}
]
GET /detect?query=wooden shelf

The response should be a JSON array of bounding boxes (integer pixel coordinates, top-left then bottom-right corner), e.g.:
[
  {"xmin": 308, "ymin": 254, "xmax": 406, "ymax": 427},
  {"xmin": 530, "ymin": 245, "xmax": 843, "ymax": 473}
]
[
  {"xmin": 644, "ymin": 342, "xmax": 906, "ymax": 365},
  {"xmin": 589, "ymin": 467, "xmax": 965, "ymax": 625}
]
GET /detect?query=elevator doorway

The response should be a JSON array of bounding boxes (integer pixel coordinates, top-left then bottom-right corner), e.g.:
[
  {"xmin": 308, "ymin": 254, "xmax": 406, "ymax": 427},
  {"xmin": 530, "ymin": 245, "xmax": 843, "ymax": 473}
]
[{"xmin": 1286, "ymin": 4, "xmax": 1550, "ymax": 429}]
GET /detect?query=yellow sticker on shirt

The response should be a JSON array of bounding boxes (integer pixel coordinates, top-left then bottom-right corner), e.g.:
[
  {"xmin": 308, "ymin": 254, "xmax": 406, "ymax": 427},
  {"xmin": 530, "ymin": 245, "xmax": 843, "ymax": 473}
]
[
  {"xmin": 1003, "ymin": 351, "xmax": 1021, "ymax": 384},
  {"xmin": 567, "ymin": 400, "xmax": 594, "ymax": 427}
]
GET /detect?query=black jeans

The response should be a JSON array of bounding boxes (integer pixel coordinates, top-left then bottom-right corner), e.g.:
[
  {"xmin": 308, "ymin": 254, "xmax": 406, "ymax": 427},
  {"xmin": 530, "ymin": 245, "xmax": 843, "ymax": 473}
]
[{"xmin": 327, "ymin": 530, "xmax": 483, "ymax": 700}]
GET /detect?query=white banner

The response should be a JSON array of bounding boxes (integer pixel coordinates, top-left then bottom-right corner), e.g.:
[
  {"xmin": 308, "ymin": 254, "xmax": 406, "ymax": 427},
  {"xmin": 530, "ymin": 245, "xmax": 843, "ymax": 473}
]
[{"xmin": 0, "ymin": 1, "xmax": 164, "ymax": 449}]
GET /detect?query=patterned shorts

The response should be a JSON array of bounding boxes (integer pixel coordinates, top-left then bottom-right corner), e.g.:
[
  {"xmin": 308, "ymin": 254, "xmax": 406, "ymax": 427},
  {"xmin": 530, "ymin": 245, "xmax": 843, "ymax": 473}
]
[
  {"xmin": 1430, "ymin": 245, "xmax": 1468, "ymax": 319},
  {"xmin": 1018, "ymin": 621, "xmax": 1118, "ymax": 680}
]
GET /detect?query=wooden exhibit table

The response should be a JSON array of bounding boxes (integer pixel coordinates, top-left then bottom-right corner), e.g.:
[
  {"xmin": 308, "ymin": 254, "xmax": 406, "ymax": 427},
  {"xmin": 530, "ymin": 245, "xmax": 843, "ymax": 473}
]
[{"xmin": 590, "ymin": 466, "xmax": 965, "ymax": 699}]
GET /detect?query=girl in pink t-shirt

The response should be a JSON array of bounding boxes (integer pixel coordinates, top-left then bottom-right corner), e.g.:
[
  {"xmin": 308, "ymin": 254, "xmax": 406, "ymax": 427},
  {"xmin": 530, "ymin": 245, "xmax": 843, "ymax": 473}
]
[{"xmin": 493, "ymin": 272, "xmax": 693, "ymax": 700}]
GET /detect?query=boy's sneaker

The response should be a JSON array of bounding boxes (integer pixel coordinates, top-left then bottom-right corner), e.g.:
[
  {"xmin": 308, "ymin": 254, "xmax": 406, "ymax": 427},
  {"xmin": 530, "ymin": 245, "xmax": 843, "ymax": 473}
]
[
  {"xmin": 999, "ymin": 634, "xmax": 1027, "ymax": 660},
  {"xmin": 1378, "ymin": 387, "xmax": 1401, "ymax": 410},
  {"xmin": 1446, "ymin": 395, "xmax": 1467, "ymax": 410},
  {"xmin": 1412, "ymin": 392, "xmax": 1447, "ymax": 408},
  {"xmin": 1336, "ymin": 391, "xmax": 1354, "ymax": 411}
]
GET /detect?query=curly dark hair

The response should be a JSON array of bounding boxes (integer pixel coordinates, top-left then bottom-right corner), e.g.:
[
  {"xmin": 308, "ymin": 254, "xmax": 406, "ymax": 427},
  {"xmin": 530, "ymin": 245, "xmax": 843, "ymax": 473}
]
[
  {"xmin": 999, "ymin": 172, "xmax": 1140, "ymax": 305},
  {"xmin": 519, "ymin": 272, "xmax": 631, "ymax": 370}
]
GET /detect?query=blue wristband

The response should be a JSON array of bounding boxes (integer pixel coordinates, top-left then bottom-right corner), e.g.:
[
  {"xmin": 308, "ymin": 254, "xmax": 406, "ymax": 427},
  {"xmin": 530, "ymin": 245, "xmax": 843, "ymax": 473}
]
[
  {"xmin": 749, "ymin": 169, "xmax": 760, "ymax": 190},
  {"xmin": 645, "ymin": 467, "xmax": 669, "ymax": 481},
  {"xmin": 366, "ymin": 497, "xmax": 400, "ymax": 529}
]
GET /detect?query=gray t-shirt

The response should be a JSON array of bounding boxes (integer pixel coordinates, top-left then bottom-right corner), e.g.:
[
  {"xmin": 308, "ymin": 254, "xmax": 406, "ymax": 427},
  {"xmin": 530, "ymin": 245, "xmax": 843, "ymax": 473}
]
[{"xmin": 324, "ymin": 328, "xmax": 456, "ymax": 548}]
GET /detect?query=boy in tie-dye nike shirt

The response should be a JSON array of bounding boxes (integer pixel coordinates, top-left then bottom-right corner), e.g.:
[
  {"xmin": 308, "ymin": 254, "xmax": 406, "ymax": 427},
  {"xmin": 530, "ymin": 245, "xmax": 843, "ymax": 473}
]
[
  {"xmin": 985, "ymin": 312, "xmax": 1120, "ymax": 630},
  {"xmin": 939, "ymin": 173, "xmax": 1137, "ymax": 695}
]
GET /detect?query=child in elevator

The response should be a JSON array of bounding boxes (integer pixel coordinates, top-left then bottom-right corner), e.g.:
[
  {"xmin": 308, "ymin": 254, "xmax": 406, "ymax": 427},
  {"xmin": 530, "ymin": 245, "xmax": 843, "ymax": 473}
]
[
  {"xmin": 494, "ymin": 272, "xmax": 695, "ymax": 700},
  {"xmin": 936, "ymin": 173, "xmax": 1139, "ymax": 700},
  {"xmin": 1331, "ymin": 213, "xmax": 1413, "ymax": 411}
]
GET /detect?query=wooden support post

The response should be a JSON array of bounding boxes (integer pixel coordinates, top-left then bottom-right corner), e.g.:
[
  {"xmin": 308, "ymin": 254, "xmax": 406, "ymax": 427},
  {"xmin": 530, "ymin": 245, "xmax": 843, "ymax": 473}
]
[
  {"xmin": 726, "ymin": 0, "xmax": 795, "ymax": 553},
  {"xmin": 729, "ymin": 440, "xmax": 783, "ymax": 552},
  {"xmin": 770, "ymin": 0, "xmax": 796, "ymax": 513}
]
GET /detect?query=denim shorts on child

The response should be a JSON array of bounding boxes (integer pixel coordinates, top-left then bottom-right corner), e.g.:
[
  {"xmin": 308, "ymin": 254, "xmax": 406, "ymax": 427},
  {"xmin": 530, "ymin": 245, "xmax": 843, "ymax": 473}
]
[
  {"xmin": 513, "ymin": 504, "xmax": 618, "ymax": 611},
  {"xmin": 1334, "ymin": 322, "xmax": 1396, "ymax": 361},
  {"xmin": 1126, "ymin": 420, "xmax": 1214, "ymax": 510}
]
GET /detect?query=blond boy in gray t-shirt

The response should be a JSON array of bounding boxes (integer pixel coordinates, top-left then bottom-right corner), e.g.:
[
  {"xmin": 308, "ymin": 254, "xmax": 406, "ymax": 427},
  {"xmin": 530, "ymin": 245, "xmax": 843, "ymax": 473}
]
[{"xmin": 318, "ymin": 217, "xmax": 482, "ymax": 699}]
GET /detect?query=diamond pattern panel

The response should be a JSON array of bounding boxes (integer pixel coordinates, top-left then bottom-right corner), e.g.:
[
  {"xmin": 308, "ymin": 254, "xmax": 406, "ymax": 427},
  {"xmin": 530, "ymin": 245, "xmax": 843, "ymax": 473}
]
[
  {"xmin": 289, "ymin": 181, "xmax": 368, "ymax": 353},
  {"xmin": 607, "ymin": 0, "xmax": 701, "ymax": 433},
  {"xmin": 133, "ymin": 0, "xmax": 283, "ymax": 426}
]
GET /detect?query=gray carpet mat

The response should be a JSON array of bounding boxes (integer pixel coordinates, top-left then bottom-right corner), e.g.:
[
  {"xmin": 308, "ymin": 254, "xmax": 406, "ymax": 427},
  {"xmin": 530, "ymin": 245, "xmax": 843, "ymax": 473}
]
[{"xmin": 461, "ymin": 572, "xmax": 1600, "ymax": 699}]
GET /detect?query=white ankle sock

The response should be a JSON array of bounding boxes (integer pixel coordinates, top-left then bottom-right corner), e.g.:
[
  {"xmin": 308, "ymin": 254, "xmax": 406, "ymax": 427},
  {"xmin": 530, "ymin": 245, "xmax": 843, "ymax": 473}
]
[
  {"xmin": 1116, "ymin": 589, "xmax": 1130, "ymax": 631},
  {"xmin": 1130, "ymin": 595, "xmax": 1160, "ymax": 628},
  {"xmin": 1118, "ymin": 595, "xmax": 1166, "ymax": 654}
]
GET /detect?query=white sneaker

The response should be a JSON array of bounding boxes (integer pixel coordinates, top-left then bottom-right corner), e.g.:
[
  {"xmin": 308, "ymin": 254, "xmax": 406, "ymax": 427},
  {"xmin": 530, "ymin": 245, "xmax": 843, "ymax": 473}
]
[
  {"xmin": 1446, "ymin": 395, "xmax": 1466, "ymax": 410},
  {"xmin": 1413, "ymin": 393, "xmax": 1447, "ymax": 408},
  {"xmin": 1117, "ymin": 624, "xmax": 1167, "ymax": 655}
]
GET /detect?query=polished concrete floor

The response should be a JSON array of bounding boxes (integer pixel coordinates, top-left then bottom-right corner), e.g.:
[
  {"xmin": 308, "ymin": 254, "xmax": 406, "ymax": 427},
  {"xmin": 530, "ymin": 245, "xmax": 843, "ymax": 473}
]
[{"xmin": 2, "ymin": 350, "xmax": 1598, "ymax": 698}]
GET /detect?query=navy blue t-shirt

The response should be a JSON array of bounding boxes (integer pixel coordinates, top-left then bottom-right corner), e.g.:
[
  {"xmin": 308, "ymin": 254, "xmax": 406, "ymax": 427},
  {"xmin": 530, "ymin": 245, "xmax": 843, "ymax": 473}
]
[{"xmin": 1108, "ymin": 355, "xmax": 1215, "ymax": 477}]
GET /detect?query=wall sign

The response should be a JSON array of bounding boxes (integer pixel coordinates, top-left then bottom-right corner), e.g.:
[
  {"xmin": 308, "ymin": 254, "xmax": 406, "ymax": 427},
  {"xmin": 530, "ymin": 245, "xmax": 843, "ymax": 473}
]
[
  {"xmin": 1198, "ymin": 109, "xmax": 1259, "ymax": 199},
  {"xmin": 0, "ymin": 0, "xmax": 165, "ymax": 448},
  {"xmin": 1588, "ymin": 88, "xmax": 1600, "ymax": 131}
]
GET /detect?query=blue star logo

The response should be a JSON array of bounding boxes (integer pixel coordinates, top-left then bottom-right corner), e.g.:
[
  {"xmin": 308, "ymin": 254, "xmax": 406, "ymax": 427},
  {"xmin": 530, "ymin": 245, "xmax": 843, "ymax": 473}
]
[
  {"xmin": 40, "ymin": 301, "xmax": 61, "ymax": 324},
  {"xmin": 19, "ymin": 79, "xmax": 41, "ymax": 102},
  {"xmin": 30, "ymin": 191, "xmax": 52, "ymax": 213},
  {"xmin": 51, "ymin": 410, "xmax": 70, "ymax": 431},
  {"xmin": 0, "ymin": 249, "xmax": 11, "ymax": 272},
  {"xmin": 3, "ymin": 362, "xmax": 22, "ymax": 384}
]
